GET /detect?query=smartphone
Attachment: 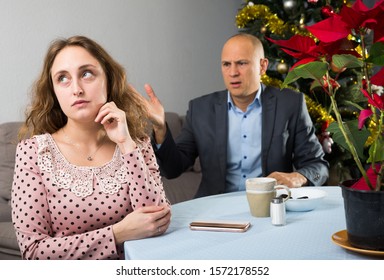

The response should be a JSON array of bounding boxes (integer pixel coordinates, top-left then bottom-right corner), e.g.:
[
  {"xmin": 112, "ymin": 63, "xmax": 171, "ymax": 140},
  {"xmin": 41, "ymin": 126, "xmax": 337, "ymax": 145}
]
[{"xmin": 189, "ymin": 220, "xmax": 251, "ymax": 232}]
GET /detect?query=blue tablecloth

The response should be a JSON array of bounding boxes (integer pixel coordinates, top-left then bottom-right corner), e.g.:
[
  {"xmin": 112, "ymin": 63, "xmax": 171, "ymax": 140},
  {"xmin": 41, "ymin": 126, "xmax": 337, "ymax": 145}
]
[{"xmin": 124, "ymin": 187, "xmax": 378, "ymax": 260}]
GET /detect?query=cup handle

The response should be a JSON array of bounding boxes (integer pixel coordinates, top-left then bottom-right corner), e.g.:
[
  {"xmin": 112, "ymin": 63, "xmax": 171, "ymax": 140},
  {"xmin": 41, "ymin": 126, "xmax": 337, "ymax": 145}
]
[{"xmin": 274, "ymin": 185, "xmax": 291, "ymax": 202}]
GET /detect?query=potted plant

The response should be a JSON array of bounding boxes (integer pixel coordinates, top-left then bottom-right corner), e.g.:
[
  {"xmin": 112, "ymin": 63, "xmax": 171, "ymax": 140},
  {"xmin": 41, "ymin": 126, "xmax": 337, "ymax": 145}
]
[{"xmin": 269, "ymin": 0, "xmax": 384, "ymax": 251}]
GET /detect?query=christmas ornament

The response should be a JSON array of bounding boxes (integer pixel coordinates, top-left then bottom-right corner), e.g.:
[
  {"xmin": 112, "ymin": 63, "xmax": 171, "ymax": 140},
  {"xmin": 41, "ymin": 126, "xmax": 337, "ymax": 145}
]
[
  {"xmin": 277, "ymin": 61, "xmax": 288, "ymax": 74},
  {"xmin": 320, "ymin": 131, "xmax": 334, "ymax": 154},
  {"xmin": 299, "ymin": 14, "xmax": 306, "ymax": 31},
  {"xmin": 283, "ymin": 0, "xmax": 297, "ymax": 12},
  {"xmin": 321, "ymin": 5, "xmax": 335, "ymax": 19}
]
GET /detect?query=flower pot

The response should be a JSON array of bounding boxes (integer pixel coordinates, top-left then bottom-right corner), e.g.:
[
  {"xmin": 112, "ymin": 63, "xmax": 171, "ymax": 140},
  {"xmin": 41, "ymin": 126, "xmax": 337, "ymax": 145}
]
[{"xmin": 341, "ymin": 180, "xmax": 384, "ymax": 251}]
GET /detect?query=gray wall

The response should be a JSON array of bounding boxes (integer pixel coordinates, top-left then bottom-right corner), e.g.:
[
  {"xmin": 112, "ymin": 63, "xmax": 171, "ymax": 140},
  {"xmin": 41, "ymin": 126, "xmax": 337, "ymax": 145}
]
[{"xmin": 0, "ymin": 0, "xmax": 242, "ymax": 122}]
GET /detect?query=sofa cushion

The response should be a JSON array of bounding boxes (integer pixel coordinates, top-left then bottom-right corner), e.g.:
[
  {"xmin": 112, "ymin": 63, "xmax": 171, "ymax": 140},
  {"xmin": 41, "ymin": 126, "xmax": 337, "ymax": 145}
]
[
  {"xmin": 0, "ymin": 222, "xmax": 20, "ymax": 259},
  {"xmin": 165, "ymin": 112, "xmax": 183, "ymax": 137},
  {"xmin": 0, "ymin": 203, "xmax": 11, "ymax": 222},
  {"xmin": 161, "ymin": 113, "xmax": 201, "ymax": 203},
  {"xmin": 0, "ymin": 122, "xmax": 22, "ymax": 203},
  {"xmin": 0, "ymin": 222, "xmax": 19, "ymax": 251},
  {"xmin": 162, "ymin": 172, "xmax": 200, "ymax": 204}
]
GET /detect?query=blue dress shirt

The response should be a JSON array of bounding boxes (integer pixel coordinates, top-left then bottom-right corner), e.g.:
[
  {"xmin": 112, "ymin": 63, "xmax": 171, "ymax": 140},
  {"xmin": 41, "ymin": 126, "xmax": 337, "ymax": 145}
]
[{"xmin": 225, "ymin": 89, "xmax": 262, "ymax": 192}]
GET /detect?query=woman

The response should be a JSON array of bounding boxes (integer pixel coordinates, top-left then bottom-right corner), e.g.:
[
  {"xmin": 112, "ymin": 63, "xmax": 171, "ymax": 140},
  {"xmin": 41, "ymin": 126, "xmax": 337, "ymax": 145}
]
[{"xmin": 11, "ymin": 35, "xmax": 171, "ymax": 260}]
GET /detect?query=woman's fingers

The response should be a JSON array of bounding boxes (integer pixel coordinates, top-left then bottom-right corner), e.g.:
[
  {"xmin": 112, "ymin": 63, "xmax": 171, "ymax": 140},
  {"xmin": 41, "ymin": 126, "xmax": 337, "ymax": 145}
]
[{"xmin": 136, "ymin": 205, "xmax": 171, "ymax": 235}]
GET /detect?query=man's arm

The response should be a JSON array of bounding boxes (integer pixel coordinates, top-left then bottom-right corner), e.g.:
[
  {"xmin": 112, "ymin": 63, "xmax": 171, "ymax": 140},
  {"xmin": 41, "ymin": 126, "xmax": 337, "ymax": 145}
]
[
  {"xmin": 291, "ymin": 93, "xmax": 329, "ymax": 186},
  {"xmin": 140, "ymin": 83, "xmax": 196, "ymax": 179}
]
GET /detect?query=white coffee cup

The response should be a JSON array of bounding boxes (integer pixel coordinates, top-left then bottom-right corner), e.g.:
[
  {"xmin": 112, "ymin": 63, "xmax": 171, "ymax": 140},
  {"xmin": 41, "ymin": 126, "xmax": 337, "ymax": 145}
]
[{"xmin": 246, "ymin": 177, "xmax": 290, "ymax": 217}]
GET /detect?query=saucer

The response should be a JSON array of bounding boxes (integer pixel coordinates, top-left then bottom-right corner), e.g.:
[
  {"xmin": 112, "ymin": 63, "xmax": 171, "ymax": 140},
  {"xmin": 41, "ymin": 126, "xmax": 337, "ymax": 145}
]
[
  {"xmin": 331, "ymin": 230, "xmax": 384, "ymax": 257},
  {"xmin": 277, "ymin": 188, "xmax": 326, "ymax": 211}
]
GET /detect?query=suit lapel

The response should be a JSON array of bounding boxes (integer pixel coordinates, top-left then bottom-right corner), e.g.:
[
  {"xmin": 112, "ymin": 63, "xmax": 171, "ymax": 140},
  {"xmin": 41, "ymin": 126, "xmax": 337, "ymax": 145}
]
[
  {"xmin": 261, "ymin": 85, "xmax": 277, "ymax": 175},
  {"xmin": 214, "ymin": 91, "xmax": 228, "ymax": 181}
]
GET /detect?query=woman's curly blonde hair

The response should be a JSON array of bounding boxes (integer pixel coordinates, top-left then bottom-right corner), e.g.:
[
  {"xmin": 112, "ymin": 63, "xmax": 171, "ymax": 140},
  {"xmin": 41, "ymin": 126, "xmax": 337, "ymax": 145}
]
[{"xmin": 19, "ymin": 35, "xmax": 150, "ymax": 142}]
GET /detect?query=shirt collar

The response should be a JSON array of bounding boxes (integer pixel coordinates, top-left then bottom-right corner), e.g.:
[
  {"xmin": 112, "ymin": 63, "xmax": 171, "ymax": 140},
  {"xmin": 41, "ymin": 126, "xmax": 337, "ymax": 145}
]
[{"xmin": 227, "ymin": 86, "xmax": 262, "ymax": 111}]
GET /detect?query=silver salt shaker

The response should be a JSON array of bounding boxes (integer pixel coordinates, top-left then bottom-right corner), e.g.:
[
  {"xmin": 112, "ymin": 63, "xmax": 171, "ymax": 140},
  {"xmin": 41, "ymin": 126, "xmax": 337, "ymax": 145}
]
[{"xmin": 270, "ymin": 197, "xmax": 286, "ymax": 226}]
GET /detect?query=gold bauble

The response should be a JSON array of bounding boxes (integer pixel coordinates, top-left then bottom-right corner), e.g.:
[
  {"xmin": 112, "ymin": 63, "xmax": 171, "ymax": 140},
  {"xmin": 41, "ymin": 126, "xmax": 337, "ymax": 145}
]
[{"xmin": 277, "ymin": 61, "xmax": 289, "ymax": 74}]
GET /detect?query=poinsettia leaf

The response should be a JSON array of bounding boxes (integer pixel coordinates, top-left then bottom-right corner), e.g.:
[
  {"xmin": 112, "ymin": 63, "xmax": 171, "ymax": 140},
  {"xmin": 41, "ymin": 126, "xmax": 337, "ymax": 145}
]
[
  {"xmin": 291, "ymin": 57, "xmax": 317, "ymax": 69},
  {"xmin": 337, "ymin": 83, "xmax": 366, "ymax": 105},
  {"xmin": 361, "ymin": 88, "xmax": 384, "ymax": 109},
  {"xmin": 310, "ymin": 79, "xmax": 323, "ymax": 91},
  {"xmin": 371, "ymin": 67, "xmax": 384, "ymax": 86},
  {"xmin": 332, "ymin": 54, "xmax": 363, "ymax": 69},
  {"xmin": 326, "ymin": 119, "xmax": 370, "ymax": 161},
  {"xmin": 267, "ymin": 35, "xmax": 317, "ymax": 56},
  {"xmin": 306, "ymin": 15, "xmax": 350, "ymax": 43},
  {"xmin": 366, "ymin": 42, "xmax": 384, "ymax": 65},
  {"xmin": 374, "ymin": 21, "xmax": 384, "ymax": 43},
  {"xmin": 367, "ymin": 137, "xmax": 384, "ymax": 163},
  {"xmin": 358, "ymin": 109, "xmax": 373, "ymax": 129},
  {"xmin": 339, "ymin": 2, "xmax": 365, "ymax": 30},
  {"xmin": 280, "ymin": 48, "xmax": 308, "ymax": 59},
  {"xmin": 282, "ymin": 62, "xmax": 327, "ymax": 88},
  {"xmin": 343, "ymin": 100, "xmax": 365, "ymax": 111}
]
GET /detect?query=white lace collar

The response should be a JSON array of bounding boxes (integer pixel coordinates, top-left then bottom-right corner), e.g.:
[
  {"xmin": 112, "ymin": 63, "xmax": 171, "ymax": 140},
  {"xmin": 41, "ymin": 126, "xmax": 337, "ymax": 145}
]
[{"xmin": 35, "ymin": 134, "xmax": 128, "ymax": 198}]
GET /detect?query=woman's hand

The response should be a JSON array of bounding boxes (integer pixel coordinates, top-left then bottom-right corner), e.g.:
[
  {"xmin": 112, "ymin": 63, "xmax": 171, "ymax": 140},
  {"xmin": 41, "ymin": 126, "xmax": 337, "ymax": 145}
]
[
  {"xmin": 94, "ymin": 101, "xmax": 136, "ymax": 153},
  {"xmin": 112, "ymin": 205, "xmax": 171, "ymax": 244}
]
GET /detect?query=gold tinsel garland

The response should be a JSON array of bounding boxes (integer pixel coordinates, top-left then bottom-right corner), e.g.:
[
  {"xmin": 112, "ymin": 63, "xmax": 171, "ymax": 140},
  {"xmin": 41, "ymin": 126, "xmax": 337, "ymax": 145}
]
[
  {"xmin": 366, "ymin": 107, "xmax": 376, "ymax": 147},
  {"xmin": 236, "ymin": 4, "xmax": 308, "ymax": 37},
  {"xmin": 305, "ymin": 95, "xmax": 335, "ymax": 129},
  {"xmin": 261, "ymin": 75, "xmax": 335, "ymax": 129}
]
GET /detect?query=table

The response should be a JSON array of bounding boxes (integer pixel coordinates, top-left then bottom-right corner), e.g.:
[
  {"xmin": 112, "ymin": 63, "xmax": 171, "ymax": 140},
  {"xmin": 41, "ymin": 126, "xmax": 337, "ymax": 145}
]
[{"xmin": 124, "ymin": 187, "xmax": 379, "ymax": 260}]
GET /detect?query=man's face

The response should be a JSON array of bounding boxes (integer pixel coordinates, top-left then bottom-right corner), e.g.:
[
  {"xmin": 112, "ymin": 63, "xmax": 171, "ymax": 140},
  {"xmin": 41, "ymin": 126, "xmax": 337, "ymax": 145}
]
[{"xmin": 221, "ymin": 37, "xmax": 267, "ymax": 99}]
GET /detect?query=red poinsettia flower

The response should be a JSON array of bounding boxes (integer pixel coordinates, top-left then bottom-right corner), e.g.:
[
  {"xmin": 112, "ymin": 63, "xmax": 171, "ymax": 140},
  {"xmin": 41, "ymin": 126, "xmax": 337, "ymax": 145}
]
[
  {"xmin": 362, "ymin": 89, "xmax": 384, "ymax": 111},
  {"xmin": 358, "ymin": 108, "xmax": 372, "ymax": 130},
  {"xmin": 358, "ymin": 87, "xmax": 384, "ymax": 129},
  {"xmin": 307, "ymin": 0, "xmax": 384, "ymax": 44},
  {"xmin": 267, "ymin": 35, "xmax": 319, "ymax": 59},
  {"xmin": 267, "ymin": 35, "xmax": 359, "ymax": 69},
  {"xmin": 266, "ymin": 35, "xmax": 320, "ymax": 68},
  {"xmin": 340, "ymin": 0, "xmax": 384, "ymax": 33},
  {"xmin": 321, "ymin": 76, "xmax": 340, "ymax": 92}
]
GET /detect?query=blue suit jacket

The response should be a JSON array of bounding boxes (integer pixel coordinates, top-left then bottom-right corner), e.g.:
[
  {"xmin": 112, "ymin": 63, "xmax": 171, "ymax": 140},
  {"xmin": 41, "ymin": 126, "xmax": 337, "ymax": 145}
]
[{"xmin": 154, "ymin": 84, "xmax": 329, "ymax": 197}]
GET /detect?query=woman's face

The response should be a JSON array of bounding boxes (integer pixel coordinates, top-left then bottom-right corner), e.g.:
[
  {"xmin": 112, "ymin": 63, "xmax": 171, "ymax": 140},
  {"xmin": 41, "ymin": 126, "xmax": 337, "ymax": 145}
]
[{"xmin": 50, "ymin": 46, "xmax": 108, "ymax": 123}]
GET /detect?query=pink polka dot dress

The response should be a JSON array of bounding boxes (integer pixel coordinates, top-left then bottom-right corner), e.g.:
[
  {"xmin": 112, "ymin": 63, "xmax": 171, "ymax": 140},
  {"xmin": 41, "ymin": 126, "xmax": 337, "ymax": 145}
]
[{"xmin": 11, "ymin": 134, "xmax": 169, "ymax": 260}]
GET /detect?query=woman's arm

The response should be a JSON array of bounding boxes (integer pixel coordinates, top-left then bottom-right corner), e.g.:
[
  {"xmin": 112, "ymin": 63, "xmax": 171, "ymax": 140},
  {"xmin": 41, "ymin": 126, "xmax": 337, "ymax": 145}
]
[
  {"xmin": 112, "ymin": 137, "xmax": 171, "ymax": 244},
  {"xmin": 11, "ymin": 139, "xmax": 121, "ymax": 259}
]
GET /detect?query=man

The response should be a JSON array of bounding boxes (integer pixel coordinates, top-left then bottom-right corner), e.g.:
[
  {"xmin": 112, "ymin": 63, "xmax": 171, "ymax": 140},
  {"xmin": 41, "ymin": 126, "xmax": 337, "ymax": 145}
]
[{"xmin": 142, "ymin": 33, "xmax": 329, "ymax": 198}]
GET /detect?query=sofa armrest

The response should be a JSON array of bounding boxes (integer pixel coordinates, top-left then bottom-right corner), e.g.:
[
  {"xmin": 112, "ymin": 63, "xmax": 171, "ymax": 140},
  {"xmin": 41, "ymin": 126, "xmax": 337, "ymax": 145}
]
[{"xmin": 0, "ymin": 122, "xmax": 22, "ymax": 204}]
